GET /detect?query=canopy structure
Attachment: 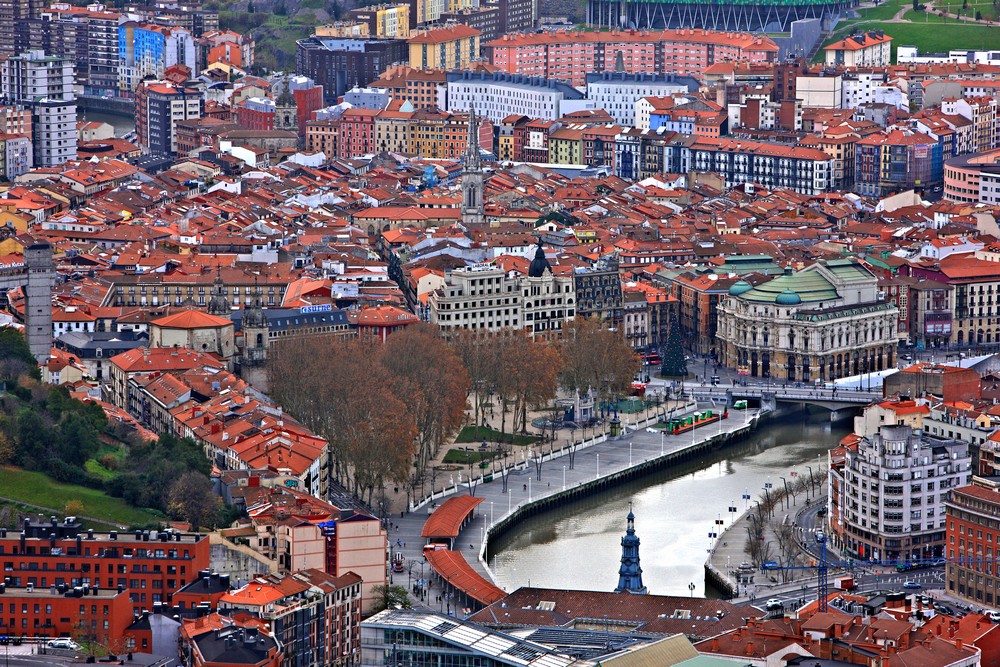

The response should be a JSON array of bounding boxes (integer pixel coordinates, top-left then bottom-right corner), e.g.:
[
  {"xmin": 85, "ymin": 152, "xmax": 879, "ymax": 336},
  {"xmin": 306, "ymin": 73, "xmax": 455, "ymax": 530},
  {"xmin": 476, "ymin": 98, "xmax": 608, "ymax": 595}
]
[
  {"xmin": 425, "ymin": 549, "xmax": 508, "ymax": 607},
  {"xmin": 421, "ymin": 495, "xmax": 484, "ymax": 541}
]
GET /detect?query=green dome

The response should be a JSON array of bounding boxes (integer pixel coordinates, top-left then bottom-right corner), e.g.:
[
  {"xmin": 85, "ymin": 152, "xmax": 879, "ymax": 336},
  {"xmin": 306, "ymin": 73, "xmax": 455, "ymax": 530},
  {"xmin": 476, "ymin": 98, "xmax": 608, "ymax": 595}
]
[
  {"xmin": 728, "ymin": 280, "xmax": 753, "ymax": 296},
  {"xmin": 775, "ymin": 289, "xmax": 802, "ymax": 305}
]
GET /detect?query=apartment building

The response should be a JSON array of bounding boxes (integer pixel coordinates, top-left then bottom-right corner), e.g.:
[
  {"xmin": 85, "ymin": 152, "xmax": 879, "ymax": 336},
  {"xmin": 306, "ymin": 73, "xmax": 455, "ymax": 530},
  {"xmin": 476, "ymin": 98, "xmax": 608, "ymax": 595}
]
[
  {"xmin": 135, "ymin": 81, "xmax": 203, "ymax": 154},
  {"xmin": 407, "ymin": 24, "xmax": 480, "ymax": 71},
  {"xmin": 118, "ymin": 22, "xmax": 196, "ymax": 93},
  {"xmin": 486, "ymin": 29, "xmax": 778, "ymax": 87},
  {"xmin": 428, "ymin": 258, "xmax": 576, "ymax": 337},
  {"xmin": 945, "ymin": 479, "xmax": 1000, "ymax": 606},
  {"xmin": 829, "ymin": 423, "xmax": 971, "ymax": 563},
  {"xmin": 824, "ymin": 31, "xmax": 893, "ymax": 68},
  {"xmin": 446, "ymin": 71, "xmax": 586, "ymax": 126},
  {"xmin": 0, "ymin": 517, "xmax": 210, "ymax": 616},
  {"xmin": 0, "ymin": 50, "xmax": 76, "ymax": 168},
  {"xmin": 295, "ymin": 36, "xmax": 408, "ymax": 102},
  {"xmin": 219, "ymin": 569, "xmax": 363, "ymax": 667}
]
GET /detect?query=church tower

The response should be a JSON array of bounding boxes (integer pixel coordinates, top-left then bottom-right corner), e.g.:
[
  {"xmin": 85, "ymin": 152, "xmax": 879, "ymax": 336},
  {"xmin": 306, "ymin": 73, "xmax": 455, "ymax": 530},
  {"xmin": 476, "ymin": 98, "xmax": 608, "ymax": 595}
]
[
  {"xmin": 614, "ymin": 503, "xmax": 647, "ymax": 594},
  {"xmin": 207, "ymin": 266, "xmax": 230, "ymax": 318},
  {"xmin": 460, "ymin": 104, "xmax": 484, "ymax": 225},
  {"xmin": 240, "ymin": 280, "xmax": 269, "ymax": 391}
]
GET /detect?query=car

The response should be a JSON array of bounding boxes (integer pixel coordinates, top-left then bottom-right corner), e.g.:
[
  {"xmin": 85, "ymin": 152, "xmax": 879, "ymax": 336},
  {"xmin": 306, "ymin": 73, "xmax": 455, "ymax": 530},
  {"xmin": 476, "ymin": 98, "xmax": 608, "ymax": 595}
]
[
  {"xmin": 903, "ymin": 581, "xmax": 922, "ymax": 589},
  {"xmin": 935, "ymin": 604, "xmax": 953, "ymax": 615},
  {"xmin": 46, "ymin": 639, "xmax": 81, "ymax": 650},
  {"xmin": 930, "ymin": 558, "xmax": 946, "ymax": 566},
  {"xmin": 765, "ymin": 598, "xmax": 783, "ymax": 610},
  {"xmin": 815, "ymin": 531, "xmax": 825, "ymax": 543},
  {"xmin": 988, "ymin": 610, "xmax": 1000, "ymax": 623}
]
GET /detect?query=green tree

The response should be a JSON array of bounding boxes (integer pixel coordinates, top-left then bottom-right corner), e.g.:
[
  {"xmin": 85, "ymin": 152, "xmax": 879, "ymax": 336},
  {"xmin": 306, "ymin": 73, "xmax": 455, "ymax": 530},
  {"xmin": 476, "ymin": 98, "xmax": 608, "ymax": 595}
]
[
  {"xmin": 0, "ymin": 328, "xmax": 39, "ymax": 384},
  {"xmin": 167, "ymin": 472, "xmax": 222, "ymax": 532},
  {"xmin": 370, "ymin": 584, "xmax": 412, "ymax": 612},
  {"xmin": 660, "ymin": 313, "xmax": 687, "ymax": 379}
]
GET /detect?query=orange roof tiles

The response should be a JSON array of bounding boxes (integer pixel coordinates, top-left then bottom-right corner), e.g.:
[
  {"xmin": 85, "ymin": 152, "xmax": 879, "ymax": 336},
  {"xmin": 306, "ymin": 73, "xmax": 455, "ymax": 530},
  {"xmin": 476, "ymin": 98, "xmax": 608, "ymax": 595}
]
[
  {"xmin": 422, "ymin": 495, "xmax": 484, "ymax": 539},
  {"xmin": 424, "ymin": 549, "xmax": 506, "ymax": 605},
  {"xmin": 487, "ymin": 28, "xmax": 778, "ymax": 51},
  {"xmin": 408, "ymin": 24, "xmax": 480, "ymax": 44},
  {"xmin": 152, "ymin": 309, "xmax": 233, "ymax": 329}
]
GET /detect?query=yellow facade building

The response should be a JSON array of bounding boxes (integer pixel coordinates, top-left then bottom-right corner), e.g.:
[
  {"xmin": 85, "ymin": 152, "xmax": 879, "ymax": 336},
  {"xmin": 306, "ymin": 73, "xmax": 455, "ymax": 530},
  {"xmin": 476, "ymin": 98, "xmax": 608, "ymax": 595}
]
[{"xmin": 407, "ymin": 24, "xmax": 480, "ymax": 70}]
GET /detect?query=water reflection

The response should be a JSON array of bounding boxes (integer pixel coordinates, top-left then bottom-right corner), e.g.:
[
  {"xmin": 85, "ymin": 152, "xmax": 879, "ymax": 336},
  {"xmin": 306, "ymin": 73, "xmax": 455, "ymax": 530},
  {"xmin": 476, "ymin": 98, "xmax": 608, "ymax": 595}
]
[{"xmin": 488, "ymin": 416, "xmax": 849, "ymax": 597}]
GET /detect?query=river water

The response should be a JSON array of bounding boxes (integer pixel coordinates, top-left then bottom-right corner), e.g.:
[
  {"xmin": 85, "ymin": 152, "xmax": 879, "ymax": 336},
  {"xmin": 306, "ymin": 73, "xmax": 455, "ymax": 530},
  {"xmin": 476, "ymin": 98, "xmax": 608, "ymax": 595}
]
[
  {"xmin": 78, "ymin": 111, "xmax": 135, "ymax": 137},
  {"xmin": 487, "ymin": 416, "xmax": 850, "ymax": 597}
]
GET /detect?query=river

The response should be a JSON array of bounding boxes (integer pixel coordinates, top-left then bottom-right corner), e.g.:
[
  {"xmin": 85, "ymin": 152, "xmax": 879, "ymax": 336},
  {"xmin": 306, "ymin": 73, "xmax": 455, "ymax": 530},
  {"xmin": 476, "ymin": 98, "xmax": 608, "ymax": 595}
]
[
  {"xmin": 78, "ymin": 110, "xmax": 135, "ymax": 137},
  {"xmin": 487, "ymin": 416, "xmax": 850, "ymax": 597}
]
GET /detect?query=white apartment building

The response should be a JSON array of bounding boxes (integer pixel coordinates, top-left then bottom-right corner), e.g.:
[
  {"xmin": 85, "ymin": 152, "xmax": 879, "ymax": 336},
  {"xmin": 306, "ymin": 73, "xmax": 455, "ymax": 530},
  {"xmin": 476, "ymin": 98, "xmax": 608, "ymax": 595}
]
[
  {"xmin": 585, "ymin": 78, "xmax": 689, "ymax": 127},
  {"xmin": 428, "ymin": 263, "xmax": 576, "ymax": 337},
  {"xmin": 830, "ymin": 423, "xmax": 972, "ymax": 563},
  {"xmin": 446, "ymin": 72, "xmax": 589, "ymax": 126},
  {"xmin": 0, "ymin": 50, "xmax": 77, "ymax": 167}
]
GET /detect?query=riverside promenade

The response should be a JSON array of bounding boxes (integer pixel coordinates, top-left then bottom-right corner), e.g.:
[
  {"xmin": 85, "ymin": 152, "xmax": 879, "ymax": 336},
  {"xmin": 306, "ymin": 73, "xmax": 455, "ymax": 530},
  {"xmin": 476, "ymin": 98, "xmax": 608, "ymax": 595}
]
[{"xmin": 385, "ymin": 401, "xmax": 766, "ymax": 615}]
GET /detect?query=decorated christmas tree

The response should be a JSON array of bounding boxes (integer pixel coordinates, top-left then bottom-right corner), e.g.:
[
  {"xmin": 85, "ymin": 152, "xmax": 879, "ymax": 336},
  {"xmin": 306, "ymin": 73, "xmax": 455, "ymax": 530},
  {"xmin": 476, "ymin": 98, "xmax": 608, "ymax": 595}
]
[{"xmin": 661, "ymin": 313, "xmax": 687, "ymax": 379}]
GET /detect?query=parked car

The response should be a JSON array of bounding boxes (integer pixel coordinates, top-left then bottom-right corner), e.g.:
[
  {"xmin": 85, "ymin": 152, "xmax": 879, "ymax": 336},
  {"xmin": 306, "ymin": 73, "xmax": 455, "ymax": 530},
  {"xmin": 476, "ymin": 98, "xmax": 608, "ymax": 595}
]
[
  {"xmin": 987, "ymin": 610, "xmax": 1000, "ymax": 623},
  {"xmin": 47, "ymin": 639, "xmax": 81, "ymax": 650},
  {"xmin": 765, "ymin": 598, "xmax": 783, "ymax": 610}
]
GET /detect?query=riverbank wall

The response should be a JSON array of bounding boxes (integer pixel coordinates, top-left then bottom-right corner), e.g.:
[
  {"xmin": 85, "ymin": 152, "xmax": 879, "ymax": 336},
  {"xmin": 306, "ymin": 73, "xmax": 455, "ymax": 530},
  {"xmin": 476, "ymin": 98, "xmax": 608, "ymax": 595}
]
[{"xmin": 480, "ymin": 407, "xmax": 771, "ymax": 582}]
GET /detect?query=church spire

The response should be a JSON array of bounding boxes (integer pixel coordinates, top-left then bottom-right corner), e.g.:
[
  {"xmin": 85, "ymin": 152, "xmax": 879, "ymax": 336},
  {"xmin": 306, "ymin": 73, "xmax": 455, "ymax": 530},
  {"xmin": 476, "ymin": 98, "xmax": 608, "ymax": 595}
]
[
  {"xmin": 460, "ymin": 103, "xmax": 484, "ymax": 225},
  {"xmin": 614, "ymin": 502, "xmax": 647, "ymax": 594}
]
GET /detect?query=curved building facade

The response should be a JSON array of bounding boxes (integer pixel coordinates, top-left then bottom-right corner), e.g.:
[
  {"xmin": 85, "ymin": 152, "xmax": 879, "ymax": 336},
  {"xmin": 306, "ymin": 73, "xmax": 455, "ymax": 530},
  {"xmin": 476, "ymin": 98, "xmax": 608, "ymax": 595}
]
[
  {"xmin": 586, "ymin": 0, "xmax": 855, "ymax": 32},
  {"xmin": 717, "ymin": 259, "xmax": 897, "ymax": 382}
]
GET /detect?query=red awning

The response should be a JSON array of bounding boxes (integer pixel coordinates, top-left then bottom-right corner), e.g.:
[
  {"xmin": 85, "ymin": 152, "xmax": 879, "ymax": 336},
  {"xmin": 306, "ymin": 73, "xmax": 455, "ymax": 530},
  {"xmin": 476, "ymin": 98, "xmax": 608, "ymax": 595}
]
[
  {"xmin": 425, "ymin": 549, "xmax": 507, "ymax": 606},
  {"xmin": 421, "ymin": 496, "xmax": 484, "ymax": 539}
]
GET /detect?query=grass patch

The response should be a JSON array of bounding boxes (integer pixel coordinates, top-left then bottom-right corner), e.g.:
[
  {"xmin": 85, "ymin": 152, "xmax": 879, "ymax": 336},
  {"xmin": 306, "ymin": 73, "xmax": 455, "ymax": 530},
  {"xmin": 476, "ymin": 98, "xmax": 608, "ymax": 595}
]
[
  {"xmin": 819, "ymin": 20, "xmax": 1000, "ymax": 61},
  {"xmin": 442, "ymin": 448, "xmax": 497, "ymax": 464},
  {"xmin": 455, "ymin": 425, "xmax": 540, "ymax": 446},
  {"xmin": 0, "ymin": 467, "xmax": 164, "ymax": 528},
  {"xmin": 853, "ymin": 0, "xmax": 907, "ymax": 20},
  {"xmin": 300, "ymin": 0, "xmax": 325, "ymax": 7},
  {"xmin": 84, "ymin": 459, "xmax": 117, "ymax": 481}
]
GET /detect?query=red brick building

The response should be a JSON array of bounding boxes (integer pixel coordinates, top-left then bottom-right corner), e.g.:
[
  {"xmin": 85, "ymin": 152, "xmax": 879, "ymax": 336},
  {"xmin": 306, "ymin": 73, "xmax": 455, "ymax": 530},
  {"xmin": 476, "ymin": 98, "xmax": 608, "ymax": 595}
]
[
  {"xmin": 0, "ymin": 584, "xmax": 133, "ymax": 645},
  {"xmin": 882, "ymin": 363, "xmax": 981, "ymax": 402},
  {"xmin": 945, "ymin": 481, "xmax": 1000, "ymax": 608},
  {"xmin": 0, "ymin": 518, "xmax": 210, "ymax": 617}
]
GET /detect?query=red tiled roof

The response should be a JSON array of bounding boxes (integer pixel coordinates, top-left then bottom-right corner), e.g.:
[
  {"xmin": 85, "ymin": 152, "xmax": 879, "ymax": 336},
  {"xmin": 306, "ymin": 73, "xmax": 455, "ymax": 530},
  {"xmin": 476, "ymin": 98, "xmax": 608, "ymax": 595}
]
[
  {"xmin": 422, "ymin": 495, "xmax": 484, "ymax": 539},
  {"xmin": 424, "ymin": 549, "xmax": 506, "ymax": 606}
]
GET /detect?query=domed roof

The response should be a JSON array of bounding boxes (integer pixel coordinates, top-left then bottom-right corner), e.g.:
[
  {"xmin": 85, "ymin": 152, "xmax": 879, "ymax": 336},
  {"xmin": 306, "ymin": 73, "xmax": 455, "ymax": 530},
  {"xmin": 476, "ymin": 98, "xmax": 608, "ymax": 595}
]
[
  {"xmin": 775, "ymin": 289, "xmax": 802, "ymax": 305},
  {"xmin": 527, "ymin": 242, "xmax": 551, "ymax": 278},
  {"xmin": 728, "ymin": 280, "xmax": 753, "ymax": 296}
]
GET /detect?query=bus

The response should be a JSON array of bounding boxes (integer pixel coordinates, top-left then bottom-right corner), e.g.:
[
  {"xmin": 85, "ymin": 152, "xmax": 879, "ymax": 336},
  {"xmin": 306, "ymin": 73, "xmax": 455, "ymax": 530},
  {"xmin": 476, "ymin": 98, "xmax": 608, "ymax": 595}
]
[{"xmin": 641, "ymin": 352, "xmax": 661, "ymax": 366}]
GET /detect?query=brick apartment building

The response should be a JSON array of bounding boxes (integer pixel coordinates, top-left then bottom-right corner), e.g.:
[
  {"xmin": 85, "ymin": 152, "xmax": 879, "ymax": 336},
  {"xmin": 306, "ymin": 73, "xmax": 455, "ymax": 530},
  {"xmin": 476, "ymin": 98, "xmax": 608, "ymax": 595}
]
[{"xmin": 0, "ymin": 517, "xmax": 210, "ymax": 618}]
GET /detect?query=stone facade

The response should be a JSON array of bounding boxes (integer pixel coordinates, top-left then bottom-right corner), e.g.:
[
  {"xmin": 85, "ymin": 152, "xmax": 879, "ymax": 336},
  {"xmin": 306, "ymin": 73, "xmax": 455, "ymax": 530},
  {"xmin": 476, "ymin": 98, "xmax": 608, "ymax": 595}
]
[{"xmin": 717, "ymin": 260, "xmax": 898, "ymax": 382}]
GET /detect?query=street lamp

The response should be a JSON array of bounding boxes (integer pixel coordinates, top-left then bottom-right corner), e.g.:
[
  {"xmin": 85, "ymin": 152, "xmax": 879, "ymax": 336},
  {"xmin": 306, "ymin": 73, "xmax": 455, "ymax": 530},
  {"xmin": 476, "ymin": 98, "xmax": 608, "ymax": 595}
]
[
  {"xmin": 562, "ymin": 465, "xmax": 566, "ymax": 490},
  {"xmin": 629, "ymin": 441, "xmax": 633, "ymax": 467},
  {"xmin": 780, "ymin": 476, "xmax": 790, "ymax": 508},
  {"xmin": 596, "ymin": 453, "xmax": 600, "ymax": 478}
]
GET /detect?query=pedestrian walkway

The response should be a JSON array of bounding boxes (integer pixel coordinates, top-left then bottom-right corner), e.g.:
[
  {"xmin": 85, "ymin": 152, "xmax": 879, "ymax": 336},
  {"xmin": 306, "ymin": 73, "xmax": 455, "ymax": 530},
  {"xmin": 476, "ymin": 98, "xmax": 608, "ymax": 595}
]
[{"xmin": 386, "ymin": 402, "xmax": 765, "ymax": 614}]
